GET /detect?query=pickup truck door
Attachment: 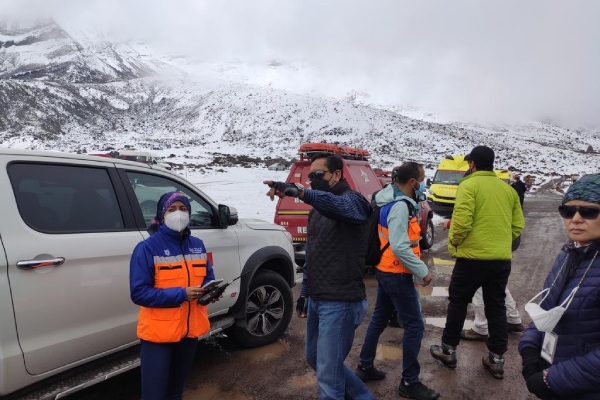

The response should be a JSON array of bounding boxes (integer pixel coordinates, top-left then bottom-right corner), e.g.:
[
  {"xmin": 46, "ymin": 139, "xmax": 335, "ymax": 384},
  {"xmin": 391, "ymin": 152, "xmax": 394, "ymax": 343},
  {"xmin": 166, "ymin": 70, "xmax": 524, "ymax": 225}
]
[
  {"xmin": 120, "ymin": 168, "xmax": 243, "ymax": 315},
  {"xmin": 0, "ymin": 158, "xmax": 144, "ymax": 375}
]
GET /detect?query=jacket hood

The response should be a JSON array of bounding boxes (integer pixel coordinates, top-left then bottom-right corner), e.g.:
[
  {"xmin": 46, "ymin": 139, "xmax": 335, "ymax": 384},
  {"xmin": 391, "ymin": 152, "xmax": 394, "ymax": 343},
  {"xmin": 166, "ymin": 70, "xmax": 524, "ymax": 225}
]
[{"xmin": 375, "ymin": 184, "xmax": 417, "ymax": 208}]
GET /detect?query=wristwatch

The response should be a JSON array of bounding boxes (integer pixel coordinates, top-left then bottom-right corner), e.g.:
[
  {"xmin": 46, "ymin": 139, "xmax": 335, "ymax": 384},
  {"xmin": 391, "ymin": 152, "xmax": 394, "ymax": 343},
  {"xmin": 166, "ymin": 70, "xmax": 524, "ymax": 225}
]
[{"xmin": 293, "ymin": 182, "xmax": 305, "ymax": 197}]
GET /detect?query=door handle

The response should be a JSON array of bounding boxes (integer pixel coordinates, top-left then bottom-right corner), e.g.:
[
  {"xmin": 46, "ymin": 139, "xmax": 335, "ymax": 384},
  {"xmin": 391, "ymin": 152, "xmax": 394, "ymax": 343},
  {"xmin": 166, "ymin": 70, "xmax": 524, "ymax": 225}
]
[{"xmin": 17, "ymin": 257, "xmax": 66, "ymax": 270}]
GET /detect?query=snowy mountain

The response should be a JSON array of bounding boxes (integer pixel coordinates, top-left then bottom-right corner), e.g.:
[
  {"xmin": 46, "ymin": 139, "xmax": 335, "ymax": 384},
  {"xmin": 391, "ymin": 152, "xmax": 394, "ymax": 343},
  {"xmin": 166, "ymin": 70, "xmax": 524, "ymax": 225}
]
[{"xmin": 0, "ymin": 20, "xmax": 598, "ymax": 177}]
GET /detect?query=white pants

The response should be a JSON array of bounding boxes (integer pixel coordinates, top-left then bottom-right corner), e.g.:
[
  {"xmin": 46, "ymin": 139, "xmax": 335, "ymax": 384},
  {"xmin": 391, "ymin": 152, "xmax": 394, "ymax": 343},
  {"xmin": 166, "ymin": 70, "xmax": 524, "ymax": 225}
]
[{"xmin": 471, "ymin": 287, "xmax": 521, "ymax": 335}]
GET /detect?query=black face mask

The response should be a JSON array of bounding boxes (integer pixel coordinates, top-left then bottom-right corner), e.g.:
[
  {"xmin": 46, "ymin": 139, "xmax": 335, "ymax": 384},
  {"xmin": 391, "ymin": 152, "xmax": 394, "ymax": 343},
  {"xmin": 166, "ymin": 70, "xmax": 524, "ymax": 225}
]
[{"xmin": 310, "ymin": 178, "xmax": 331, "ymax": 192}]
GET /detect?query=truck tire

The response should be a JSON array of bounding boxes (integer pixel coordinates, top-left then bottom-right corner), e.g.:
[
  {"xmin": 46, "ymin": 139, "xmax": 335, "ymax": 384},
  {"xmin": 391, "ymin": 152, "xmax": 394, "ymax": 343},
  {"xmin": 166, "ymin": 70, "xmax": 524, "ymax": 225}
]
[
  {"xmin": 420, "ymin": 218, "xmax": 434, "ymax": 250},
  {"xmin": 230, "ymin": 270, "xmax": 293, "ymax": 348}
]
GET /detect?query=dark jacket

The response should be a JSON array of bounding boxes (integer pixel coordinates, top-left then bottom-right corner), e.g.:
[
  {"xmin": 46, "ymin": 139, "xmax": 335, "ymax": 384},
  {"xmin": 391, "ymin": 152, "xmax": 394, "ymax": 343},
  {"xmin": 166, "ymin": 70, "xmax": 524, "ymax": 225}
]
[
  {"xmin": 511, "ymin": 180, "xmax": 527, "ymax": 205},
  {"xmin": 303, "ymin": 179, "xmax": 371, "ymax": 302},
  {"xmin": 519, "ymin": 240, "xmax": 600, "ymax": 399}
]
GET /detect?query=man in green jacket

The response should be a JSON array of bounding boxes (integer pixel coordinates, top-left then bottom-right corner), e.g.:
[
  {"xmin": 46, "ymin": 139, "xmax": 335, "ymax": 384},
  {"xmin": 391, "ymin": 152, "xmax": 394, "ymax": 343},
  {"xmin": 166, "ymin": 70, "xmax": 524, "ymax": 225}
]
[{"xmin": 430, "ymin": 145, "xmax": 525, "ymax": 380}]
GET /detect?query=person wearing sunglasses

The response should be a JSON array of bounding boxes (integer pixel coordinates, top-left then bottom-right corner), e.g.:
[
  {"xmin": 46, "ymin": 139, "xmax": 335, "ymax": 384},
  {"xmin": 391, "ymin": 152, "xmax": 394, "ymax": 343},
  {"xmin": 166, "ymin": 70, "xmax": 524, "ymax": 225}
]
[
  {"xmin": 519, "ymin": 174, "xmax": 600, "ymax": 400},
  {"xmin": 264, "ymin": 152, "xmax": 374, "ymax": 400}
]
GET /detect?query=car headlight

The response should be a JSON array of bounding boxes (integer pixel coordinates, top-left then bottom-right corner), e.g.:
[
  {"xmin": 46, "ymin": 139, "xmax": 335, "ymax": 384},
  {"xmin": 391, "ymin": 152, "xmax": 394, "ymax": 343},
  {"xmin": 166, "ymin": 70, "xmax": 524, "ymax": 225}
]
[{"xmin": 283, "ymin": 230, "xmax": 293, "ymax": 243}]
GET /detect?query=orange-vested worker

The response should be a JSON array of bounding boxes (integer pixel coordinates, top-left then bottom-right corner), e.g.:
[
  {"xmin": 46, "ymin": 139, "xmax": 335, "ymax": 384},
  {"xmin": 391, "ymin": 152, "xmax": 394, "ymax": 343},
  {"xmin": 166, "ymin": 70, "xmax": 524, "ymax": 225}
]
[
  {"xmin": 356, "ymin": 162, "xmax": 439, "ymax": 400},
  {"xmin": 130, "ymin": 191, "xmax": 215, "ymax": 400}
]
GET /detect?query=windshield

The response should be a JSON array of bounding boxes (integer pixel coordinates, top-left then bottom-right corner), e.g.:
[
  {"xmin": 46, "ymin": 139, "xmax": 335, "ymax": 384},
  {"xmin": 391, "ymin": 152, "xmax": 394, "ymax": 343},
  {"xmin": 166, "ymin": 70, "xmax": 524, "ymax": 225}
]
[{"xmin": 433, "ymin": 170, "xmax": 466, "ymax": 185}]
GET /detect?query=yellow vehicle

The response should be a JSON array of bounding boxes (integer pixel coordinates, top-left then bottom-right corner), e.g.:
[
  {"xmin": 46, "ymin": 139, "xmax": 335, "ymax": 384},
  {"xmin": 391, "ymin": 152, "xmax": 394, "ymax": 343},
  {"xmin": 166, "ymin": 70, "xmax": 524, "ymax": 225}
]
[
  {"xmin": 495, "ymin": 169, "xmax": 511, "ymax": 184},
  {"xmin": 426, "ymin": 154, "xmax": 511, "ymax": 216}
]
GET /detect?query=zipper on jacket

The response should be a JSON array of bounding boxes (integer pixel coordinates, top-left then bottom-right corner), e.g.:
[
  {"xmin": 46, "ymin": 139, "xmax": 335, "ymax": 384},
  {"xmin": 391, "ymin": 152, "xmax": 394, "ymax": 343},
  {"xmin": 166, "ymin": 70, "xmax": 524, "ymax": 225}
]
[{"xmin": 182, "ymin": 241, "xmax": 192, "ymax": 338}]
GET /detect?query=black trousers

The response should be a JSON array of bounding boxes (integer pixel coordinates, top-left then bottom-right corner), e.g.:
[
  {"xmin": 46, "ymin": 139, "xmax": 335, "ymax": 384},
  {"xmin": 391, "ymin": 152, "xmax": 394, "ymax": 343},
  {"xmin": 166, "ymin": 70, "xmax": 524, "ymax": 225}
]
[{"xmin": 442, "ymin": 258, "xmax": 511, "ymax": 355}]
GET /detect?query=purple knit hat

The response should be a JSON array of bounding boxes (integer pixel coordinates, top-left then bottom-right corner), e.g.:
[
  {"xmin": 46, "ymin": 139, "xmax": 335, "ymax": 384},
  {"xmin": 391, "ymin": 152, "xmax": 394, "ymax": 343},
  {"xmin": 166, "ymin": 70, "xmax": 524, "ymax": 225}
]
[{"xmin": 148, "ymin": 191, "xmax": 191, "ymax": 233}]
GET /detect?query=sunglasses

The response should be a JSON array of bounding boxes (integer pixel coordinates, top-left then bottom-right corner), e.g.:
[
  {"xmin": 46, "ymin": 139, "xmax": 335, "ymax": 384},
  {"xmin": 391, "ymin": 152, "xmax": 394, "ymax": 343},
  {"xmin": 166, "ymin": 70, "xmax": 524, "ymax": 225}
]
[
  {"xmin": 308, "ymin": 170, "xmax": 330, "ymax": 181},
  {"xmin": 558, "ymin": 205, "xmax": 600, "ymax": 220}
]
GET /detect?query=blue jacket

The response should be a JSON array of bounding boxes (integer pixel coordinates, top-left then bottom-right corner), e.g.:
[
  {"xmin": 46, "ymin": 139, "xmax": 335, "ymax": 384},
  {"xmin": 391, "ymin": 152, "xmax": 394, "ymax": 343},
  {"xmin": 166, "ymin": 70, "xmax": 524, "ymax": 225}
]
[
  {"xmin": 130, "ymin": 224, "xmax": 215, "ymax": 308},
  {"xmin": 519, "ymin": 240, "xmax": 600, "ymax": 398}
]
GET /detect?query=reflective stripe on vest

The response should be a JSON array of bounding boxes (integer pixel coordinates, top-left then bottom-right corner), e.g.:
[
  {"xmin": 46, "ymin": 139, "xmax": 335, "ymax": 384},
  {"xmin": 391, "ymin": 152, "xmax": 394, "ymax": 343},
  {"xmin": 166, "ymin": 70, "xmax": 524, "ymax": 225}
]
[
  {"xmin": 376, "ymin": 216, "xmax": 422, "ymax": 274},
  {"xmin": 137, "ymin": 254, "xmax": 210, "ymax": 343}
]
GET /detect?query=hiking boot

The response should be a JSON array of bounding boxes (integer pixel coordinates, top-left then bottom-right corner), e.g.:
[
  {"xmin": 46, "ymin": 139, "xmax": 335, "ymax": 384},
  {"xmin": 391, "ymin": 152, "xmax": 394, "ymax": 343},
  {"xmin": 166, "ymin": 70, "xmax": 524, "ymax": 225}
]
[
  {"xmin": 482, "ymin": 352, "xmax": 505, "ymax": 379},
  {"xmin": 460, "ymin": 328, "xmax": 488, "ymax": 342},
  {"xmin": 398, "ymin": 380, "xmax": 440, "ymax": 400},
  {"xmin": 508, "ymin": 322, "xmax": 525, "ymax": 332},
  {"xmin": 430, "ymin": 343, "xmax": 457, "ymax": 369},
  {"xmin": 355, "ymin": 363, "xmax": 386, "ymax": 382}
]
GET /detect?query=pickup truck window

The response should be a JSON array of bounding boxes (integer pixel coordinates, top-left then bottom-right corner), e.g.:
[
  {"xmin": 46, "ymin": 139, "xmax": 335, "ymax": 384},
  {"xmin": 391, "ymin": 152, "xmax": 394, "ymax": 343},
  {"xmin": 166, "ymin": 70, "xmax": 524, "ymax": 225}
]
[
  {"xmin": 8, "ymin": 163, "xmax": 124, "ymax": 233},
  {"xmin": 126, "ymin": 171, "xmax": 215, "ymax": 228}
]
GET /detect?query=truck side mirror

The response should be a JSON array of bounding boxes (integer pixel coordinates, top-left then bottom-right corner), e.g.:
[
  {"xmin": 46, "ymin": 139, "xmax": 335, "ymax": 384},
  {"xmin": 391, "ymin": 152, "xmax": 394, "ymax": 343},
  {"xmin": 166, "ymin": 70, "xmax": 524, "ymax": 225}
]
[
  {"xmin": 218, "ymin": 204, "xmax": 238, "ymax": 227},
  {"xmin": 426, "ymin": 178, "xmax": 431, "ymax": 187}
]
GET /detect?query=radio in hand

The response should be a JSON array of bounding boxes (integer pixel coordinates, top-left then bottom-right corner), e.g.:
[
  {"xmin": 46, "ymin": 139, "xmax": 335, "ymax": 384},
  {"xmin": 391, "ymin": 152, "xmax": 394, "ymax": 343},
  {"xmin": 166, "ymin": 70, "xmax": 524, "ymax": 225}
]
[{"xmin": 197, "ymin": 271, "xmax": 251, "ymax": 306}]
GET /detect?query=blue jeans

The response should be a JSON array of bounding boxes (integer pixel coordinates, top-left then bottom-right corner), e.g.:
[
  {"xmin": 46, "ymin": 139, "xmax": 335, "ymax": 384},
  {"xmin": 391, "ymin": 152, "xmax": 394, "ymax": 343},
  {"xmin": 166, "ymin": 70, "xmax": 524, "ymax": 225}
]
[
  {"xmin": 306, "ymin": 298, "xmax": 374, "ymax": 400},
  {"xmin": 140, "ymin": 338, "xmax": 198, "ymax": 400},
  {"xmin": 360, "ymin": 271, "xmax": 424, "ymax": 384}
]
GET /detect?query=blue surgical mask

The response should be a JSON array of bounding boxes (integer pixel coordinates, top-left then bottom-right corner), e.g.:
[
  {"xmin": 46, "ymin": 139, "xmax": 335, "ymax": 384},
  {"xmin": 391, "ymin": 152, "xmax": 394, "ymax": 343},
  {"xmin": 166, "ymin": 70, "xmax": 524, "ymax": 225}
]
[{"xmin": 413, "ymin": 181, "xmax": 427, "ymax": 202}]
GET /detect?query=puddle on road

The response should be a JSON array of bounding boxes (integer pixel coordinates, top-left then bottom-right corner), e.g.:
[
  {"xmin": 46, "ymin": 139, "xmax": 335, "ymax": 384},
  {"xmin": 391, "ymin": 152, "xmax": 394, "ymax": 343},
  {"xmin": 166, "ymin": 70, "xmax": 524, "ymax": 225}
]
[
  {"xmin": 375, "ymin": 344, "xmax": 403, "ymax": 361},
  {"xmin": 235, "ymin": 340, "xmax": 289, "ymax": 364},
  {"xmin": 184, "ymin": 383, "xmax": 253, "ymax": 400},
  {"xmin": 290, "ymin": 371, "xmax": 317, "ymax": 388},
  {"xmin": 425, "ymin": 317, "xmax": 474, "ymax": 330}
]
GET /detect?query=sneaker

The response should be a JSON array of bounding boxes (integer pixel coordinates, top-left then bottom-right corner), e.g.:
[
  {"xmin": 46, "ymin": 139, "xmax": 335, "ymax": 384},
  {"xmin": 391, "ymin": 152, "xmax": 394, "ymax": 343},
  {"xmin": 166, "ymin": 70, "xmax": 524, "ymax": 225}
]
[
  {"xmin": 460, "ymin": 328, "xmax": 488, "ymax": 342},
  {"xmin": 482, "ymin": 352, "xmax": 504, "ymax": 379},
  {"xmin": 508, "ymin": 322, "xmax": 525, "ymax": 332},
  {"xmin": 355, "ymin": 363, "xmax": 386, "ymax": 382},
  {"xmin": 398, "ymin": 380, "xmax": 440, "ymax": 400},
  {"xmin": 430, "ymin": 343, "xmax": 457, "ymax": 369}
]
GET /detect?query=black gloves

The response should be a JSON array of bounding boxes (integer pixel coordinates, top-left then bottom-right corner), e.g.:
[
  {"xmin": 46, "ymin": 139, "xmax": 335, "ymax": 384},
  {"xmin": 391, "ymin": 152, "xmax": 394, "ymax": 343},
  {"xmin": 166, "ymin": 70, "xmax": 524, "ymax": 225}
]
[
  {"xmin": 521, "ymin": 347, "xmax": 545, "ymax": 380},
  {"xmin": 269, "ymin": 181, "xmax": 302, "ymax": 198},
  {"xmin": 526, "ymin": 371, "xmax": 555, "ymax": 399},
  {"xmin": 296, "ymin": 296, "xmax": 307, "ymax": 318}
]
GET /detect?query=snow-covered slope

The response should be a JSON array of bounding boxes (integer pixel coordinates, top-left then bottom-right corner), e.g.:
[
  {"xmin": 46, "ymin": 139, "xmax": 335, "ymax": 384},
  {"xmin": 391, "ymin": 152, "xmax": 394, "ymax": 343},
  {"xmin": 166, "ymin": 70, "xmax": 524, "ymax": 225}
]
[{"xmin": 0, "ymin": 21, "xmax": 598, "ymax": 177}]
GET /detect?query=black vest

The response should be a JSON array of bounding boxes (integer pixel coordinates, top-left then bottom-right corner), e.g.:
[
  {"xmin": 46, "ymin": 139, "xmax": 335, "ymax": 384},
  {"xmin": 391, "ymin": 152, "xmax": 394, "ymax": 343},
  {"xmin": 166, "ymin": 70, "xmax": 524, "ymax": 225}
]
[{"xmin": 306, "ymin": 179, "xmax": 367, "ymax": 302}]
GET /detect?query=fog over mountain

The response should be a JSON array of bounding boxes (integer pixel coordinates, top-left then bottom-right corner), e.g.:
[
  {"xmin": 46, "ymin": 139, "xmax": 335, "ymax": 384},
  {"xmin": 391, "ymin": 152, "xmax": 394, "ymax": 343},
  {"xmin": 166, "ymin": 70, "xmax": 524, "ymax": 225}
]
[{"xmin": 0, "ymin": 13, "xmax": 598, "ymax": 178}]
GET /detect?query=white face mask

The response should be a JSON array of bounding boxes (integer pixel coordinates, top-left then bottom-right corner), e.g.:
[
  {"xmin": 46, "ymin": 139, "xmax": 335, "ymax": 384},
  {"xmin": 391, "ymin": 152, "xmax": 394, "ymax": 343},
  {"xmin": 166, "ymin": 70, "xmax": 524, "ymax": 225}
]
[
  {"xmin": 164, "ymin": 210, "xmax": 190, "ymax": 232},
  {"xmin": 525, "ymin": 250, "xmax": 598, "ymax": 333},
  {"xmin": 524, "ymin": 287, "xmax": 577, "ymax": 333}
]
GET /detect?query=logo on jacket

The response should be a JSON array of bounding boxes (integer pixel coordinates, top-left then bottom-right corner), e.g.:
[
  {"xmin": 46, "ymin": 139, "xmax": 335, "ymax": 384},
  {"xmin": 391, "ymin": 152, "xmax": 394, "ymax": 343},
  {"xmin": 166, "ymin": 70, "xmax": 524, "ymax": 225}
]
[{"xmin": 164, "ymin": 249, "xmax": 171, "ymax": 256}]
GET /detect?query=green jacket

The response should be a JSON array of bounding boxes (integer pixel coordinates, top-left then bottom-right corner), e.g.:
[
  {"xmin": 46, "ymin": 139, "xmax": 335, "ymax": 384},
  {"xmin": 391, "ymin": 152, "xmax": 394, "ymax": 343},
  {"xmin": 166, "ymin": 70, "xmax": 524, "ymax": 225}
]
[{"xmin": 448, "ymin": 171, "xmax": 525, "ymax": 260}]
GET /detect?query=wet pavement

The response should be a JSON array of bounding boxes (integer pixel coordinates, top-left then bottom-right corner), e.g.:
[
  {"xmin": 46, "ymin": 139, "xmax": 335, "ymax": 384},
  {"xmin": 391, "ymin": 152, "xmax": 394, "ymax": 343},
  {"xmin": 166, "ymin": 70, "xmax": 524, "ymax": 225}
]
[{"xmin": 73, "ymin": 191, "xmax": 564, "ymax": 400}]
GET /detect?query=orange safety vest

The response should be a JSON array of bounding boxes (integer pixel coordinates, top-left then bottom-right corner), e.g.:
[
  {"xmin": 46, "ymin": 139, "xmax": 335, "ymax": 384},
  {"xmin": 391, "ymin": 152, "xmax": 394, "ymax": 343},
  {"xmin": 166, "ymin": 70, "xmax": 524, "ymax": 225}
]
[
  {"xmin": 376, "ymin": 214, "xmax": 421, "ymax": 274},
  {"xmin": 137, "ymin": 255, "xmax": 210, "ymax": 343}
]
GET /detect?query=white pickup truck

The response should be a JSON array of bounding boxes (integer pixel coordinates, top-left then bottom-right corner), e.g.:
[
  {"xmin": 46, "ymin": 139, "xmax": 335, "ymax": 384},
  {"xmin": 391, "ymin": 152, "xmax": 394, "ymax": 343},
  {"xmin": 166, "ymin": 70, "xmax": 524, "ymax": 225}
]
[{"xmin": 0, "ymin": 149, "xmax": 296, "ymax": 399}]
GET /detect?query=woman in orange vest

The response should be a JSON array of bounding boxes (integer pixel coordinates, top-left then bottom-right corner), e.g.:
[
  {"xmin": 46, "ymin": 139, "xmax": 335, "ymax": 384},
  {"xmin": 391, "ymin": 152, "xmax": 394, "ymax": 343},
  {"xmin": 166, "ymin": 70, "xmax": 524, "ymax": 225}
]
[{"xmin": 130, "ymin": 192, "xmax": 216, "ymax": 400}]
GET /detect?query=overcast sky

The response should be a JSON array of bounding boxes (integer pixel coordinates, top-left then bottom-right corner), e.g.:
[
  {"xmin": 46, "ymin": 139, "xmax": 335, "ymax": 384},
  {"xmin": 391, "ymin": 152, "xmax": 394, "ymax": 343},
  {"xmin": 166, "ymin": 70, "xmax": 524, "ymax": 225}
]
[{"xmin": 2, "ymin": 0, "xmax": 600, "ymax": 126}]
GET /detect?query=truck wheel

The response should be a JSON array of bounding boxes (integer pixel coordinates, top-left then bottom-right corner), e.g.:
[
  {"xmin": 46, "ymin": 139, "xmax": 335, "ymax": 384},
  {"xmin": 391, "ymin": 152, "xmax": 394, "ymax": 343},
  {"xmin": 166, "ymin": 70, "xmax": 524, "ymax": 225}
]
[
  {"xmin": 420, "ymin": 218, "xmax": 434, "ymax": 250},
  {"xmin": 230, "ymin": 270, "xmax": 293, "ymax": 348}
]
